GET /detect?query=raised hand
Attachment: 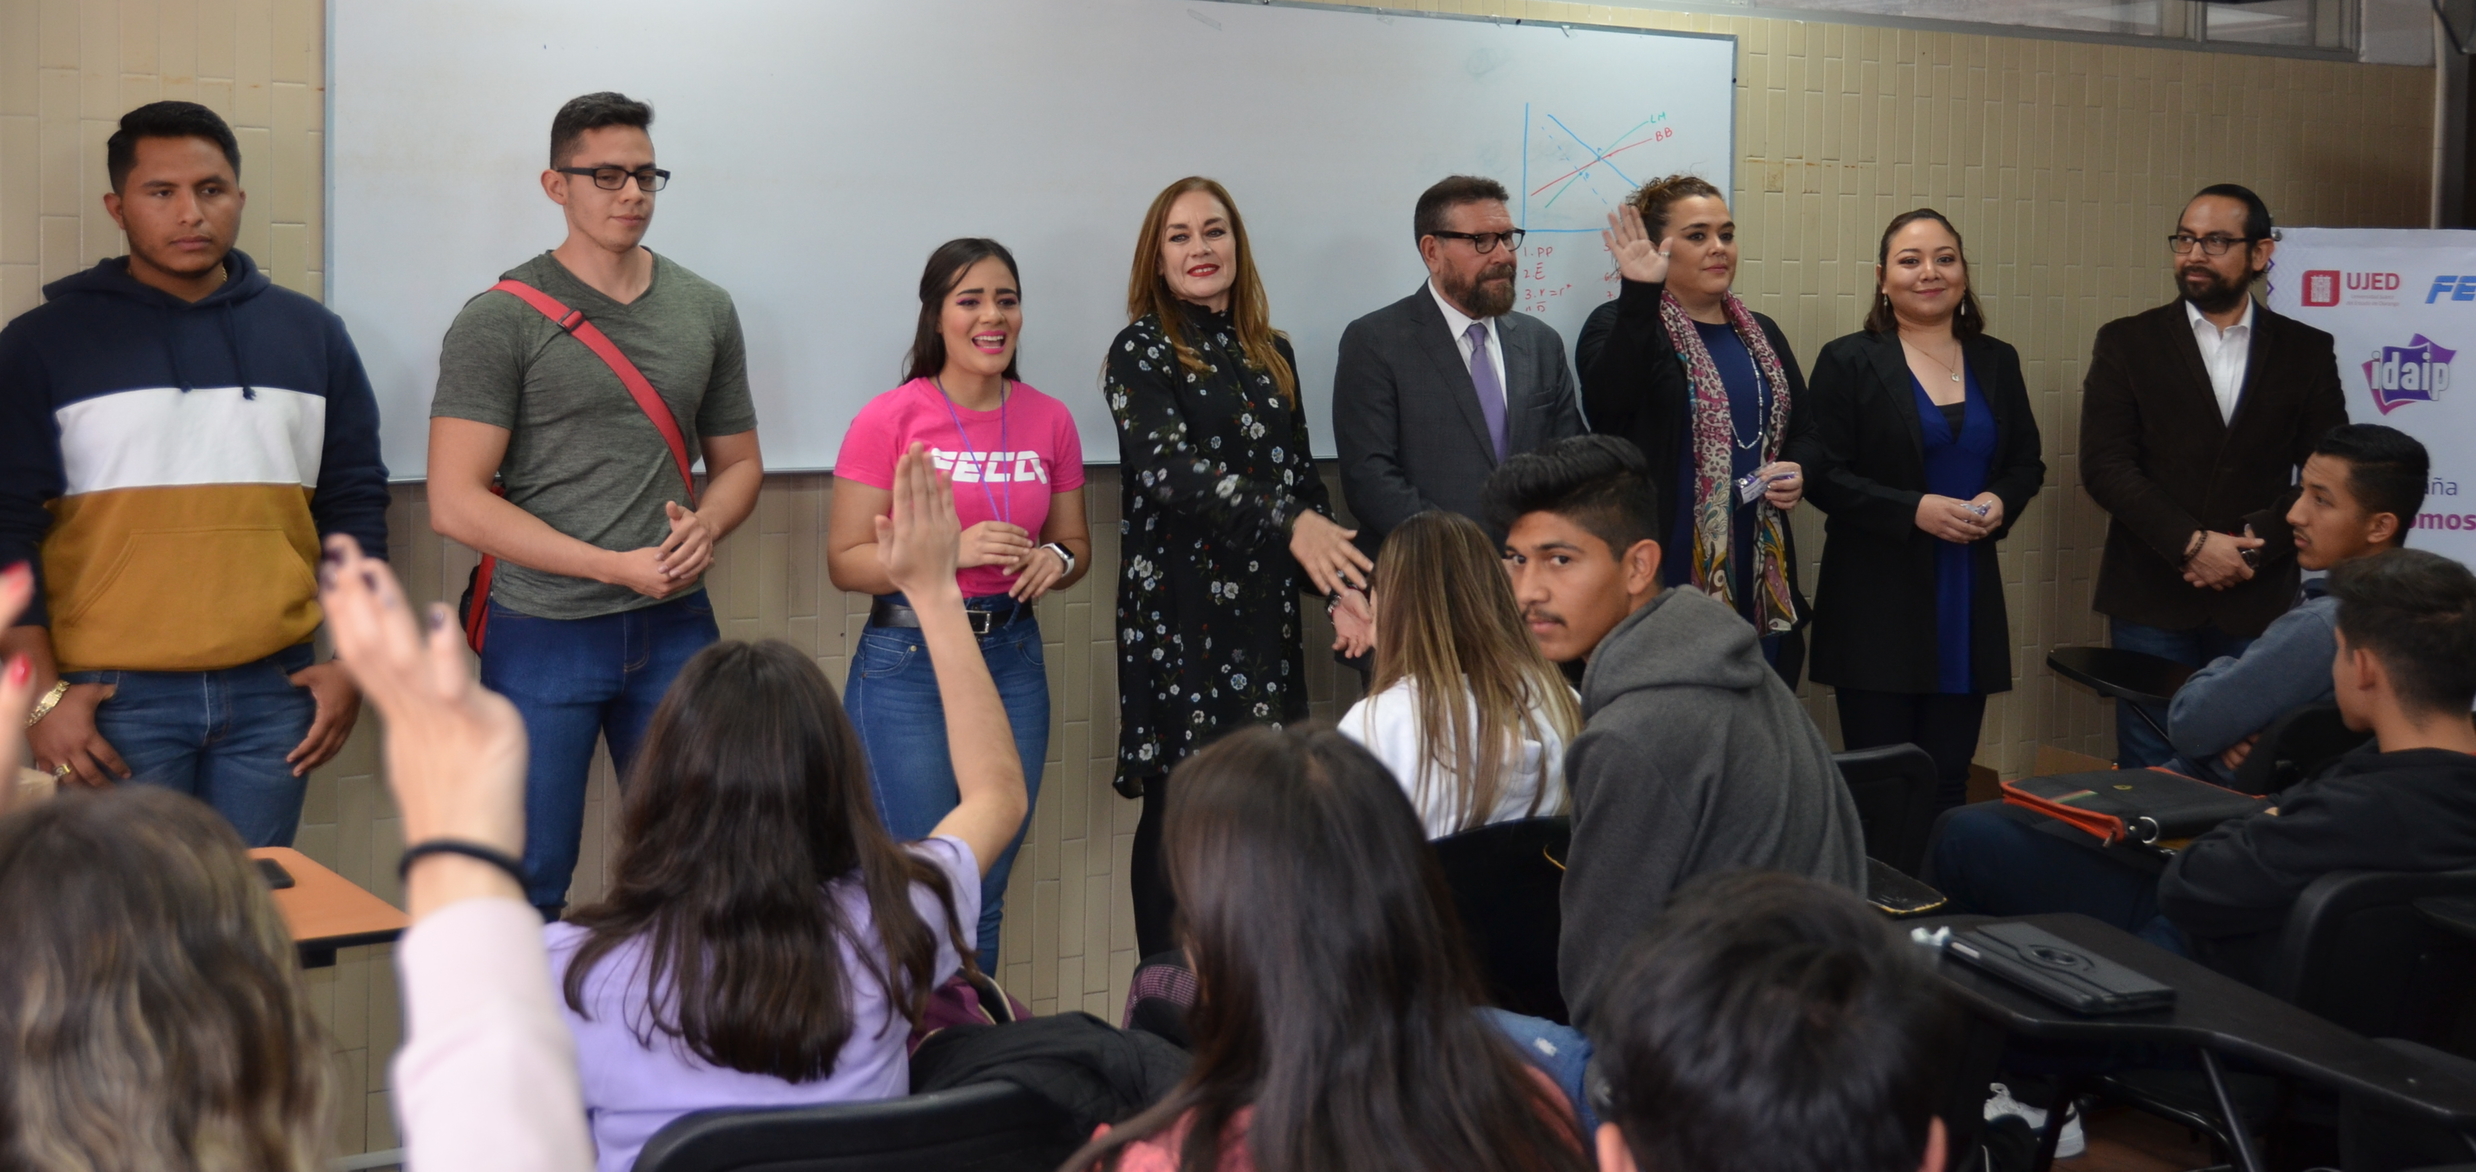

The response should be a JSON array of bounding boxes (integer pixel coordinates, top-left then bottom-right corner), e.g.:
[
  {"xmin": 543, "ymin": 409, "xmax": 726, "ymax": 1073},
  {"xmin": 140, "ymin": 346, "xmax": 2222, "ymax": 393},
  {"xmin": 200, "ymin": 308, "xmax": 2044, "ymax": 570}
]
[
  {"xmin": 317, "ymin": 535, "xmax": 527, "ymax": 891},
  {"xmin": 876, "ymin": 443, "xmax": 965, "ymax": 602},
  {"xmin": 1603, "ymin": 204, "xmax": 1674, "ymax": 286}
]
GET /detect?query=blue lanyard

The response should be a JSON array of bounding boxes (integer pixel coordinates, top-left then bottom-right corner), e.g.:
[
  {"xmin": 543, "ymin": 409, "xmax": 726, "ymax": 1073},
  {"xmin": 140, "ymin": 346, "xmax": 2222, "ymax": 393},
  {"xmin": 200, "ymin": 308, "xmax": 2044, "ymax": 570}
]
[{"xmin": 932, "ymin": 376, "xmax": 1012, "ymax": 528}]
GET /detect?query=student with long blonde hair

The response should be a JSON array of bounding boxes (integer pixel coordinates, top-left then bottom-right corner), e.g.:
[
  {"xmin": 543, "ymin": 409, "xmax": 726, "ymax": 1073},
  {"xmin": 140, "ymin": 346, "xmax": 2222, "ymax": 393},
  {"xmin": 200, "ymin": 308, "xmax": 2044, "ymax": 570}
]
[{"xmin": 1341, "ymin": 510, "xmax": 1580, "ymax": 839}]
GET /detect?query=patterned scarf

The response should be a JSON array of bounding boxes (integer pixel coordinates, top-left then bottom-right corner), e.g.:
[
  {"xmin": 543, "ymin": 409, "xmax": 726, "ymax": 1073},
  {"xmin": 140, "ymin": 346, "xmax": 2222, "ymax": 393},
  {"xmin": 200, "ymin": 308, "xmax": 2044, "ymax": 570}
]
[{"xmin": 1659, "ymin": 289, "xmax": 1798, "ymax": 634}]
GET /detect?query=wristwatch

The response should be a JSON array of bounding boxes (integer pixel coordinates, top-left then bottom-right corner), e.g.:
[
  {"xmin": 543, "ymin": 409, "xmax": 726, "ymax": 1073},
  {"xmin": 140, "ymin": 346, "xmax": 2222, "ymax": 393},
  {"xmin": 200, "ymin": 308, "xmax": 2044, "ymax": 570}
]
[{"xmin": 1040, "ymin": 542, "xmax": 1076, "ymax": 575}]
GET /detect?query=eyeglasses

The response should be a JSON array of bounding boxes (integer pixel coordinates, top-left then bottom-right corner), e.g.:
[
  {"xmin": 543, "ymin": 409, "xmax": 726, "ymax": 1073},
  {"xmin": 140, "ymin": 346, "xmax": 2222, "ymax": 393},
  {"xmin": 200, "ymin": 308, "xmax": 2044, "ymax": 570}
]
[
  {"xmin": 555, "ymin": 165, "xmax": 671, "ymax": 192},
  {"xmin": 2168, "ymin": 232, "xmax": 2255, "ymax": 257},
  {"xmin": 1430, "ymin": 229, "xmax": 1526, "ymax": 254}
]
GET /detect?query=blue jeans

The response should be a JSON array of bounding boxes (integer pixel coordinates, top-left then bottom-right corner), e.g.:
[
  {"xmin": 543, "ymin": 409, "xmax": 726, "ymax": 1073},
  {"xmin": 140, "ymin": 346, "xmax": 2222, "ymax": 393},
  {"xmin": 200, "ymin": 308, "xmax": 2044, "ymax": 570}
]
[
  {"xmin": 2107, "ymin": 619, "xmax": 2254, "ymax": 769},
  {"xmin": 1925, "ymin": 803, "xmax": 2190, "ymax": 956},
  {"xmin": 479, "ymin": 591, "xmax": 719, "ymax": 911},
  {"xmin": 843, "ymin": 596, "xmax": 1047, "ymax": 972},
  {"xmin": 65, "ymin": 642, "xmax": 316, "ymax": 847}
]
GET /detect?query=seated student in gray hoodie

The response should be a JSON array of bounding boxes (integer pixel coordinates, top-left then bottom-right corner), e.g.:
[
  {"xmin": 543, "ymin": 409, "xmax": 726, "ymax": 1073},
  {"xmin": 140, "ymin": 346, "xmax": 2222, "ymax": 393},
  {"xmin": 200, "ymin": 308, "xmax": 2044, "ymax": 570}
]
[
  {"xmin": 2165, "ymin": 424, "xmax": 2426, "ymax": 784},
  {"xmin": 1479, "ymin": 435, "xmax": 1865, "ymax": 1030}
]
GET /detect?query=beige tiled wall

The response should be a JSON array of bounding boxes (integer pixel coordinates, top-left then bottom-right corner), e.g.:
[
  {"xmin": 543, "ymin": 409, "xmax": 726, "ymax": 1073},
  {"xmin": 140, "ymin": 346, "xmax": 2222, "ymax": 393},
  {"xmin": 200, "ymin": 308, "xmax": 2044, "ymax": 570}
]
[{"xmin": 1, "ymin": 0, "xmax": 2434, "ymax": 1158}]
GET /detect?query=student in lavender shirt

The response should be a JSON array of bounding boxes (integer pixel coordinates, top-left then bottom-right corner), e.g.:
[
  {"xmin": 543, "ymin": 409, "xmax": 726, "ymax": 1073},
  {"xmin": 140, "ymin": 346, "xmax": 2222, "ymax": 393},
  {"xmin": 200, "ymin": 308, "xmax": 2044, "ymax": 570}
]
[
  {"xmin": 2165, "ymin": 424, "xmax": 2427, "ymax": 784},
  {"xmin": 547, "ymin": 449, "xmax": 1026, "ymax": 1172}
]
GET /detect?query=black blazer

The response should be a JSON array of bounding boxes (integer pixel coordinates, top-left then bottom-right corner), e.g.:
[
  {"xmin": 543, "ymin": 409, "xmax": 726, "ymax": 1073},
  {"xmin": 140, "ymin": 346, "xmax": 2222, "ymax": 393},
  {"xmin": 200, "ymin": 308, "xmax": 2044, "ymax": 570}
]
[
  {"xmin": 1788, "ymin": 329, "xmax": 2046, "ymax": 694},
  {"xmin": 2081, "ymin": 299, "xmax": 2347, "ymax": 636},
  {"xmin": 1333, "ymin": 284, "xmax": 1586, "ymax": 556},
  {"xmin": 1576, "ymin": 278, "xmax": 1813, "ymax": 609}
]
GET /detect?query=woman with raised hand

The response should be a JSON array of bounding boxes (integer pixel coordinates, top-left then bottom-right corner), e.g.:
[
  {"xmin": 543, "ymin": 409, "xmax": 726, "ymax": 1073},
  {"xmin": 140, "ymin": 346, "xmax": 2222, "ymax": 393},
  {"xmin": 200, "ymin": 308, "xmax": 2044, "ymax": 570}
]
[
  {"xmin": 4, "ymin": 572, "xmax": 532, "ymax": 1172},
  {"xmin": 317, "ymin": 534, "xmax": 591, "ymax": 1172},
  {"xmin": 555, "ymin": 445, "xmax": 1022, "ymax": 1171},
  {"xmin": 1339, "ymin": 510, "xmax": 1578, "ymax": 839},
  {"xmin": 1067, "ymin": 726, "xmax": 1591, "ymax": 1172},
  {"xmin": 1791, "ymin": 210, "xmax": 2044, "ymax": 809},
  {"xmin": 1577, "ymin": 176, "xmax": 1812, "ymax": 685},
  {"xmin": 1107, "ymin": 177, "xmax": 1370, "ymax": 957},
  {"xmin": 828, "ymin": 239, "xmax": 1086, "ymax": 973}
]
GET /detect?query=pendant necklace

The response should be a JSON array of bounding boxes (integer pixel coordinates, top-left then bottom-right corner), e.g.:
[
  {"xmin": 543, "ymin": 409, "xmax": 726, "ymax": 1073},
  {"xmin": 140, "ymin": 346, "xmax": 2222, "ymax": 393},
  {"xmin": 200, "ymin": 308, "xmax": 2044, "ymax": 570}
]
[{"xmin": 1907, "ymin": 337, "xmax": 1964, "ymax": 384}]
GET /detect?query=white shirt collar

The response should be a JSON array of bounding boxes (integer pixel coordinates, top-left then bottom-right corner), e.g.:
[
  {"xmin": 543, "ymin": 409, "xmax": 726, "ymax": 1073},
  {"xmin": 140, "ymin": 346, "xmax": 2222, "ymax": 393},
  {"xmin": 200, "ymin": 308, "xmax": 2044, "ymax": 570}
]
[
  {"xmin": 2185, "ymin": 296, "xmax": 2255, "ymax": 340},
  {"xmin": 1428, "ymin": 278, "xmax": 1495, "ymax": 341}
]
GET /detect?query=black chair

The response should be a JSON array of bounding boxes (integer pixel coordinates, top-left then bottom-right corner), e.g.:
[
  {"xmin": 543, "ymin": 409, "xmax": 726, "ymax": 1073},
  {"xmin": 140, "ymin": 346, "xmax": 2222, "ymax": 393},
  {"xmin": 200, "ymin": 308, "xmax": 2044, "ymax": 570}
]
[
  {"xmin": 2047, "ymin": 645, "xmax": 2195, "ymax": 745},
  {"xmin": 2263, "ymin": 869, "xmax": 2476, "ymax": 1046},
  {"xmin": 2098, "ymin": 869, "xmax": 2476, "ymax": 1165},
  {"xmin": 1832, "ymin": 744, "xmax": 1939, "ymax": 878},
  {"xmin": 632, "ymin": 1081, "xmax": 1082, "ymax": 1172},
  {"xmin": 1431, "ymin": 816, "xmax": 1570, "ymax": 1024}
]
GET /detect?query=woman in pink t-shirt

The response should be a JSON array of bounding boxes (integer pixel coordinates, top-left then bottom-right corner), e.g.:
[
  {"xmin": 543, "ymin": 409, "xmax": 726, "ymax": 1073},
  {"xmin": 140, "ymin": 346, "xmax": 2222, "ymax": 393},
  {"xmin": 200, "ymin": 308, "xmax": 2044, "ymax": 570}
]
[{"xmin": 828, "ymin": 238, "xmax": 1088, "ymax": 972}]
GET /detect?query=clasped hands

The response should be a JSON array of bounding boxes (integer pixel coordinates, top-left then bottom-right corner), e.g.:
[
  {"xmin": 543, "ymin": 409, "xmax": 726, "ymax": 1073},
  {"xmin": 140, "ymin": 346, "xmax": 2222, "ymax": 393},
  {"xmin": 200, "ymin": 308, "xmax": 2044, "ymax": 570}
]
[
  {"xmin": 2183, "ymin": 527, "xmax": 2264, "ymax": 591},
  {"xmin": 958, "ymin": 520, "xmax": 1070, "ymax": 602},
  {"xmin": 1915, "ymin": 493, "xmax": 2005, "ymax": 543},
  {"xmin": 611, "ymin": 499, "xmax": 717, "ymax": 600}
]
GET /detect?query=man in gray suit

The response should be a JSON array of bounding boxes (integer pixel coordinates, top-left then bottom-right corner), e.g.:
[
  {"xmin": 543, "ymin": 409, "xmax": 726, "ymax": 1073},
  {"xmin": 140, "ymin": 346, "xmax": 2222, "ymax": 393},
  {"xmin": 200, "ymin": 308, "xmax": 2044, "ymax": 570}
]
[{"xmin": 1334, "ymin": 175, "xmax": 1587, "ymax": 564}]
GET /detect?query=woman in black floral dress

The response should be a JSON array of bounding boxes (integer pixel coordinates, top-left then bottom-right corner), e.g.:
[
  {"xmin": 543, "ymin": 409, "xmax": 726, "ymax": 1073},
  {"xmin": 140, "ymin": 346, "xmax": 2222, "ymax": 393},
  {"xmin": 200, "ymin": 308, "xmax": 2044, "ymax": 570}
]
[{"xmin": 1109, "ymin": 177, "xmax": 1372, "ymax": 955}]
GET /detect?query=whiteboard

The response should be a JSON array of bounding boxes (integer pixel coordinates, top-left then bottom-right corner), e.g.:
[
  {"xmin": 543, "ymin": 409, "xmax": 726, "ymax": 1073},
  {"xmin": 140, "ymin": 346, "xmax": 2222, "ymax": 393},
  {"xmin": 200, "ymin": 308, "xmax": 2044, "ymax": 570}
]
[{"xmin": 329, "ymin": 0, "xmax": 1736, "ymax": 476}]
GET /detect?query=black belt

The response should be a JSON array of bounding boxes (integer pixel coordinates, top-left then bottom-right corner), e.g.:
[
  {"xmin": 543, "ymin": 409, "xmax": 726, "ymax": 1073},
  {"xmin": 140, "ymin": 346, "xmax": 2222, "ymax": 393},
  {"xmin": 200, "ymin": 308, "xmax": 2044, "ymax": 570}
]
[{"xmin": 868, "ymin": 598, "xmax": 1030, "ymax": 636}]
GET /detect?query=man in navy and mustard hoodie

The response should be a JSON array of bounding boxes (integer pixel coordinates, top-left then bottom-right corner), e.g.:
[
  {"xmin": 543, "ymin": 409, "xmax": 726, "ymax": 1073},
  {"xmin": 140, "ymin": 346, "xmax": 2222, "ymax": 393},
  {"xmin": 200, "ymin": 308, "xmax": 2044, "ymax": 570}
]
[{"xmin": 0, "ymin": 101, "xmax": 387, "ymax": 846}]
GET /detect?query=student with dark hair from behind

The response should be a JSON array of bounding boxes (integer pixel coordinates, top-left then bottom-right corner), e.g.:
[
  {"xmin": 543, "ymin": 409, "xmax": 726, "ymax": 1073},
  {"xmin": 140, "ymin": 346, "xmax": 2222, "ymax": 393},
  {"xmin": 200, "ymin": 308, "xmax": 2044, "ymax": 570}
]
[
  {"xmin": 1480, "ymin": 434, "xmax": 1863, "ymax": 1029},
  {"xmin": 1933, "ymin": 547, "xmax": 2476, "ymax": 986},
  {"xmin": 548, "ymin": 448, "xmax": 1025, "ymax": 1172},
  {"xmin": 2164, "ymin": 423, "xmax": 2427, "ymax": 781},
  {"xmin": 428, "ymin": 91, "xmax": 766, "ymax": 917},
  {"xmin": 2158, "ymin": 546, "xmax": 2476, "ymax": 980},
  {"xmin": 1067, "ymin": 726, "xmax": 1590, "ymax": 1172},
  {"xmin": 0, "ymin": 100, "xmax": 387, "ymax": 844},
  {"xmin": 1589, "ymin": 871, "xmax": 1961, "ymax": 1172}
]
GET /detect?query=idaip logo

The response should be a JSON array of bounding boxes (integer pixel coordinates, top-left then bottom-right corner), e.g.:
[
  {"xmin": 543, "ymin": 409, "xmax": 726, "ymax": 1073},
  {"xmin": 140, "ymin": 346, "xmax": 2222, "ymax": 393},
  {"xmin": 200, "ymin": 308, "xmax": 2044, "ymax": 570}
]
[{"xmin": 2363, "ymin": 335, "xmax": 2455, "ymax": 414}]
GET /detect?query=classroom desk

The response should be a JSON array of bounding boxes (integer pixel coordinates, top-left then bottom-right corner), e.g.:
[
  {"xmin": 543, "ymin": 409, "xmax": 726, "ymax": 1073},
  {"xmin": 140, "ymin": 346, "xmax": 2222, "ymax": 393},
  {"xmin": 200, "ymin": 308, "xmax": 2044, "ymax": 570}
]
[
  {"xmin": 1918, "ymin": 912, "xmax": 2476, "ymax": 1172},
  {"xmin": 249, "ymin": 847, "xmax": 409, "ymax": 969}
]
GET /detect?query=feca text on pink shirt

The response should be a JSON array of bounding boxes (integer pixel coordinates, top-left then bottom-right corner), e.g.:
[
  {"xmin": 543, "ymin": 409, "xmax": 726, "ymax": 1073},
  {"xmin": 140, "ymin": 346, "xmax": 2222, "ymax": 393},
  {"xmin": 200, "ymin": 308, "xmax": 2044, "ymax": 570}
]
[{"xmin": 834, "ymin": 378, "xmax": 1086, "ymax": 598}]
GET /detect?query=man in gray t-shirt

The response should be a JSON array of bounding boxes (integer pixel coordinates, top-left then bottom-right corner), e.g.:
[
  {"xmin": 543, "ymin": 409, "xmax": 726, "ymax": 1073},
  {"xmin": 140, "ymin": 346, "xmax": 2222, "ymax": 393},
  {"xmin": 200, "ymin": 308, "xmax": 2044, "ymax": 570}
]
[{"xmin": 427, "ymin": 92, "xmax": 765, "ymax": 914}]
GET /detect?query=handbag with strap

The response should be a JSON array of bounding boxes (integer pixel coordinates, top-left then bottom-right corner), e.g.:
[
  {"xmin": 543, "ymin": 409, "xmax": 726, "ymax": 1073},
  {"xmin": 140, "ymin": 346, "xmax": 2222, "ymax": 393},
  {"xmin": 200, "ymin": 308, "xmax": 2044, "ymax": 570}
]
[
  {"xmin": 2000, "ymin": 767, "xmax": 2272, "ymax": 846},
  {"xmin": 458, "ymin": 278, "xmax": 699, "ymax": 653}
]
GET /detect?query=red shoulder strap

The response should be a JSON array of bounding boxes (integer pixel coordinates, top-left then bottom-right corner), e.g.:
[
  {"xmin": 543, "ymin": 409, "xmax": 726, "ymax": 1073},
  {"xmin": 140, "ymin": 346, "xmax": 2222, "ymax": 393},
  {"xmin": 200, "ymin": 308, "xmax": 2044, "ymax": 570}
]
[{"xmin": 492, "ymin": 278, "xmax": 698, "ymax": 501}]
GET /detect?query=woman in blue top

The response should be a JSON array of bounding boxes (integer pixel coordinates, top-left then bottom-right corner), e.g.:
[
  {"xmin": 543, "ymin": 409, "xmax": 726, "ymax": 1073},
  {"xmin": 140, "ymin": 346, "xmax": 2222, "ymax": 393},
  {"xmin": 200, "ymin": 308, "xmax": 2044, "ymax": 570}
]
[
  {"xmin": 1579, "ymin": 176, "xmax": 1812, "ymax": 686},
  {"xmin": 1793, "ymin": 210, "xmax": 2046, "ymax": 809}
]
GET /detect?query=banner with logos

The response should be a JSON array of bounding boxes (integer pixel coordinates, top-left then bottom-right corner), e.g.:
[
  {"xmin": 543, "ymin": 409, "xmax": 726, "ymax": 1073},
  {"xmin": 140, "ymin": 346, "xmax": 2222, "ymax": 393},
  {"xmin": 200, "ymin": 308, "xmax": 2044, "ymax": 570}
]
[{"xmin": 2266, "ymin": 228, "xmax": 2476, "ymax": 568}]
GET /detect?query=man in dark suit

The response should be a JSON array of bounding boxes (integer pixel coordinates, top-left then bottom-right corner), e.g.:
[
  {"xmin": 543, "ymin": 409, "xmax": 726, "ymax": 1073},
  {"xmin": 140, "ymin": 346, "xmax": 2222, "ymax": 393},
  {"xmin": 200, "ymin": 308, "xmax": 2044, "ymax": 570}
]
[
  {"xmin": 2081, "ymin": 183, "xmax": 2348, "ymax": 766},
  {"xmin": 1333, "ymin": 175, "xmax": 1587, "ymax": 563}
]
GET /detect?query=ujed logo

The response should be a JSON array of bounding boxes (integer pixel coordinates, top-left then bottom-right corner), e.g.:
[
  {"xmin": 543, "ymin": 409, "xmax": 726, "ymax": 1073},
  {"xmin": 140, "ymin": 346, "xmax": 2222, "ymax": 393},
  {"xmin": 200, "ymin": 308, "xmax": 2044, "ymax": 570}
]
[
  {"xmin": 2362, "ymin": 335, "xmax": 2455, "ymax": 414},
  {"xmin": 2301, "ymin": 270, "xmax": 2401, "ymax": 308}
]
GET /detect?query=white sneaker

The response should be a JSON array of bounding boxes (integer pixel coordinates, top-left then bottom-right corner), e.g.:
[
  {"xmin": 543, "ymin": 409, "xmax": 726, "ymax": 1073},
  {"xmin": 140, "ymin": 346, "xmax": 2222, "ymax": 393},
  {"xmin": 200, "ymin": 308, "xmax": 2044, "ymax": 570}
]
[{"xmin": 1985, "ymin": 1082, "xmax": 2085, "ymax": 1158}]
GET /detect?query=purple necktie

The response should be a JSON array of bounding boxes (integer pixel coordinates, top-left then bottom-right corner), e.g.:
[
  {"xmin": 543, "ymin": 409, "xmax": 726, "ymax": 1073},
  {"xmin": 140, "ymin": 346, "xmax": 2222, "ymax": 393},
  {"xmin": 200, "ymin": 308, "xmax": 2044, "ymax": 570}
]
[{"xmin": 1465, "ymin": 321, "xmax": 1508, "ymax": 462}]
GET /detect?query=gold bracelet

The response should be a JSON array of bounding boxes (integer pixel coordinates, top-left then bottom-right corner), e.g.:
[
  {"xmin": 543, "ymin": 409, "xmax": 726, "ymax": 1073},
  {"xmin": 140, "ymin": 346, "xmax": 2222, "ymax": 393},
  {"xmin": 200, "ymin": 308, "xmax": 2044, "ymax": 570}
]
[{"xmin": 25, "ymin": 680, "xmax": 70, "ymax": 729}]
